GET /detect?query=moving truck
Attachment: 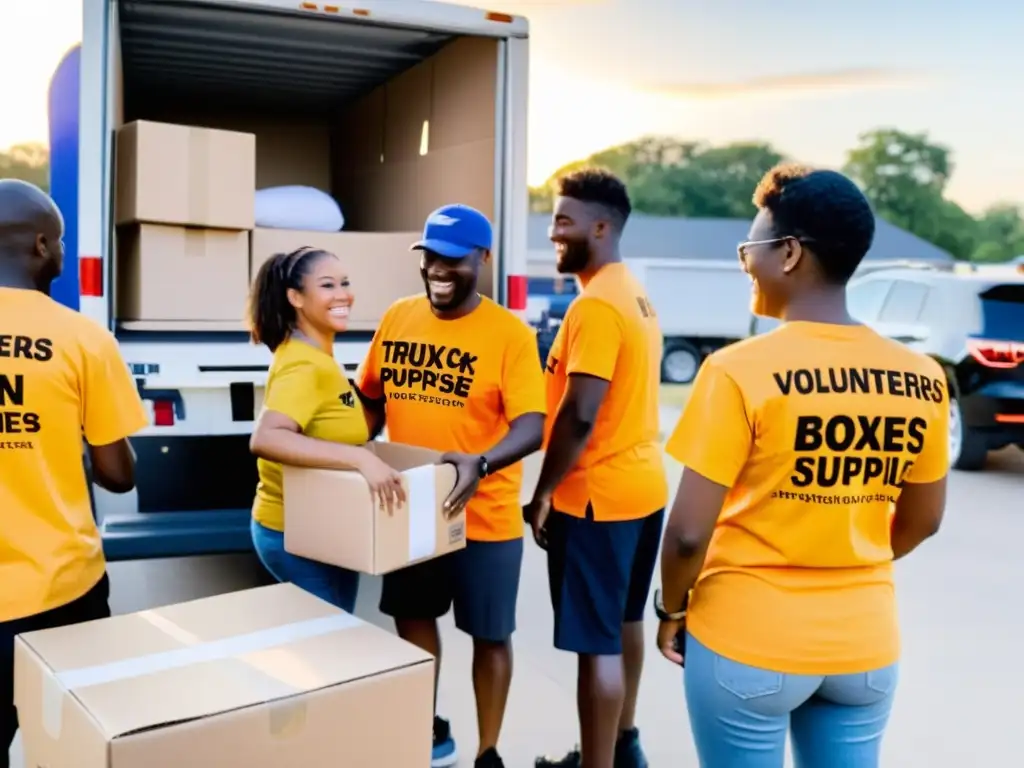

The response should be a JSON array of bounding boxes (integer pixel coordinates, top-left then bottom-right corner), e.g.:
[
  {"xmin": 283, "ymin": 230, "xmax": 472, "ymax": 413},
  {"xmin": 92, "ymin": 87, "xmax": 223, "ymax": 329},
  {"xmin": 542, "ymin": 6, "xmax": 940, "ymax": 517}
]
[{"xmin": 49, "ymin": 0, "xmax": 531, "ymax": 560}]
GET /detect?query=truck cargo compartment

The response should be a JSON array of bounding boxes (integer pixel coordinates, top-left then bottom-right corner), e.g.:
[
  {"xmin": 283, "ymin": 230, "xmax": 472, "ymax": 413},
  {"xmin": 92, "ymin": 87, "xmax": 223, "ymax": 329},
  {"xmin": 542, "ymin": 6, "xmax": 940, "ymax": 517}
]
[{"xmin": 111, "ymin": 0, "xmax": 500, "ymax": 332}]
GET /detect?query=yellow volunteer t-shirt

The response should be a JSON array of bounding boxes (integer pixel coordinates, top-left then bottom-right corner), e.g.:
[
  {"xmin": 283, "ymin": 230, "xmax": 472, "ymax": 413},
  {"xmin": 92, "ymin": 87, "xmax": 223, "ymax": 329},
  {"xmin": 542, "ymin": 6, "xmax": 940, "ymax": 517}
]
[
  {"xmin": 0, "ymin": 288, "xmax": 149, "ymax": 622},
  {"xmin": 253, "ymin": 339, "xmax": 370, "ymax": 532},
  {"xmin": 356, "ymin": 296, "xmax": 545, "ymax": 542},
  {"xmin": 665, "ymin": 321, "xmax": 950, "ymax": 675},
  {"xmin": 543, "ymin": 262, "xmax": 668, "ymax": 521}
]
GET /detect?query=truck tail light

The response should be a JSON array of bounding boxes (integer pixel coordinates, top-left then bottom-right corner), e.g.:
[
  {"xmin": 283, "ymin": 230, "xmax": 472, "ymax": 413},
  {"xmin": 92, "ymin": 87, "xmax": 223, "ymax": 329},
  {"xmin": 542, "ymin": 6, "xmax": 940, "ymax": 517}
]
[
  {"xmin": 153, "ymin": 400, "xmax": 175, "ymax": 427},
  {"xmin": 507, "ymin": 274, "xmax": 527, "ymax": 311},
  {"xmin": 966, "ymin": 339, "xmax": 1024, "ymax": 369}
]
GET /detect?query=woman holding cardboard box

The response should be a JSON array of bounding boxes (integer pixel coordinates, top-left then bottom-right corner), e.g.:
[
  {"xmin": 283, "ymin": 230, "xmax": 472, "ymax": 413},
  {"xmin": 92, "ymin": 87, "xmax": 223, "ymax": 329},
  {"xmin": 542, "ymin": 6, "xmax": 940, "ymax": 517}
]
[{"xmin": 247, "ymin": 246, "xmax": 406, "ymax": 612}]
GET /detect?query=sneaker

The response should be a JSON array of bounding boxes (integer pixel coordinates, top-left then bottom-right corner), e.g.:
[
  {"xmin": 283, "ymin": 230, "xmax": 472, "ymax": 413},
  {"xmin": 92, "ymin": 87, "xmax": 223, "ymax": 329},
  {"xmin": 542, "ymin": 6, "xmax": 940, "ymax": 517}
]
[
  {"xmin": 431, "ymin": 715, "xmax": 458, "ymax": 767},
  {"xmin": 535, "ymin": 748, "xmax": 581, "ymax": 767},
  {"xmin": 475, "ymin": 747, "xmax": 505, "ymax": 768},
  {"xmin": 615, "ymin": 728, "xmax": 649, "ymax": 768}
]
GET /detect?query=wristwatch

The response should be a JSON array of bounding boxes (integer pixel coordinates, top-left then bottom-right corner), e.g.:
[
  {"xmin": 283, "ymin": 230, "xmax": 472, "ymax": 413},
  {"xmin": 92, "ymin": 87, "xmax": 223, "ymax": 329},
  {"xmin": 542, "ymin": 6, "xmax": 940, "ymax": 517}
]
[
  {"xmin": 477, "ymin": 455, "xmax": 490, "ymax": 478},
  {"xmin": 653, "ymin": 589, "xmax": 688, "ymax": 621}
]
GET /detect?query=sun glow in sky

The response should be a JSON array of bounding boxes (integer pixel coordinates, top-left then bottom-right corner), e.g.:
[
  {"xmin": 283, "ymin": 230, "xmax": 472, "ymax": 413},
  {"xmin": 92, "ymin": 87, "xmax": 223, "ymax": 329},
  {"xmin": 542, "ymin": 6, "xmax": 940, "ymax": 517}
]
[{"xmin": 3, "ymin": 0, "xmax": 1021, "ymax": 213}]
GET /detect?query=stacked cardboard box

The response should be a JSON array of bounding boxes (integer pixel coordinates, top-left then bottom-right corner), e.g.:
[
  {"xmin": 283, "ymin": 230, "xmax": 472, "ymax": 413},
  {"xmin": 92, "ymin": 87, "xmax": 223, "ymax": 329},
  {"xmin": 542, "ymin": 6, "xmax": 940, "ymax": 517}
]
[
  {"xmin": 114, "ymin": 120, "xmax": 256, "ymax": 326},
  {"xmin": 14, "ymin": 583, "xmax": 434, "ymax": 767}
]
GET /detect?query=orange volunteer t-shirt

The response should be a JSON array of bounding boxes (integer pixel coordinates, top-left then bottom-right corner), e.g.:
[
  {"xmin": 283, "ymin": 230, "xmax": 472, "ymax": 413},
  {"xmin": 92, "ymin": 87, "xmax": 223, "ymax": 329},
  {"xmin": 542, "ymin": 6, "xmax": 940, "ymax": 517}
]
[
  {"xmin": 543, "ymin": 262, "xmax": 668, "ymax": 520},
  {"xmin": 666, "ymin": 321, "xmax": 950, "ymax": 675},
  {"xmin": 252, "ymin": 339, "xmax": 370, "ymax": 533},
  {"xmin": 0, "ymin": 287, "xmax": 149, "ymax": 622},
  {"xmin": 357, "ymin": 295, "xmax": 545, "ymax": 542}
]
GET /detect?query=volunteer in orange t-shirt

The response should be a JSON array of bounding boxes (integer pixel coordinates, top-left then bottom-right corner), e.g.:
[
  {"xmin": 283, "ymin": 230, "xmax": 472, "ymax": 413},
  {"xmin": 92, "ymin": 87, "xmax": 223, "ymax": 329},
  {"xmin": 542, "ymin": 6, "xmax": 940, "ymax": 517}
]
[
  {"xmin": 526, "ymin": 169, "xmax": 668, "ymax": 768},
  {"xmin": 655, "ymin": 165, "xmax": 949, "ymax": 768},
  {"xmin": 0, "ymin": 181, "xmax": 149, "ymax": 767},
  {"xmin": 356, "ymin": 204, "xmax": 545, "ymax": 768}
]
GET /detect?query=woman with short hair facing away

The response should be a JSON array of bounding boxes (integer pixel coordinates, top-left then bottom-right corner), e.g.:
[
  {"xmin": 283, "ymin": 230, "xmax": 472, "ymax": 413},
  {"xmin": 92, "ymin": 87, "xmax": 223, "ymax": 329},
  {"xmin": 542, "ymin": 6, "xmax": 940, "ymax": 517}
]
[
  {"xmin": 248, "ymin": 247, "xmax": 406, "ymax": 612},
  {"xmin": 654, "ymin": 165, "xmax": 949, "ymax": 767}
]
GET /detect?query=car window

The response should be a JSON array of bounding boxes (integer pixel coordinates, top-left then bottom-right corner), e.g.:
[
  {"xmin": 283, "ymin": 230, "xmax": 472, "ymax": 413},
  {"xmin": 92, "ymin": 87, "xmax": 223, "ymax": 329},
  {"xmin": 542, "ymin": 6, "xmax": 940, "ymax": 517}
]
[
  {"xmin": 847, "ymin": 280, "xmax": 892, "ymax": 322},
  {"xmin": 878, "ymin": 280, "xmax": 929, "ymax": 323}
]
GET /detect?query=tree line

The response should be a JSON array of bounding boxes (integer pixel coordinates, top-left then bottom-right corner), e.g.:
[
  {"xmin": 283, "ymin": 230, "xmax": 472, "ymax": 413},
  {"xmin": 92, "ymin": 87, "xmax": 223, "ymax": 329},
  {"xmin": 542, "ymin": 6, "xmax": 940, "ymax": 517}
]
[
  {"xmin": 528, "ymin": 128, "xmax": 1024, "ymax": 264},
  {"xmin": 4, "ymin": 132, "xmax": 1021, "ymax": 263},
  {"xmin": 0, "ymin": 143, "xmax": 49, "ymax": 193}
]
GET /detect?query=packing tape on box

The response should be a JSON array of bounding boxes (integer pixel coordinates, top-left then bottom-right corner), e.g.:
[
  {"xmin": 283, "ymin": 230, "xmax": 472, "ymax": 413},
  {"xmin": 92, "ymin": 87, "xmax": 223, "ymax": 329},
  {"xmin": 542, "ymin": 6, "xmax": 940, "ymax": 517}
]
[
  {"xmin": 41, "ymin": 611, "xmax": 361, "ymax": 740},
  {"xmin": 187, "ymin": 129, "xmax": 211, "ymax": 225},
  {"xmin": 405, "ymin": 464, "xmax": 438, "ymax": 561}
]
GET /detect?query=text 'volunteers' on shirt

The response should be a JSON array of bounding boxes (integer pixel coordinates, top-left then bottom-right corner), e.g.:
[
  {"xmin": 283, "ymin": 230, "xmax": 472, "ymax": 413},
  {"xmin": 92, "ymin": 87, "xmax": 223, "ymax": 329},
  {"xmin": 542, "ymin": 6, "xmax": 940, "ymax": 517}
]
[
  {"xmin": 543, "ymin": 262, "xmax": 668, "ymax": 521},
  {"xmin": 253, "ymin": 339, "xmax": 370, "ymax": 532},
  {"xmin": 665, "ymin": 321, "xmax": 950, "ymax": 676},
  {"xmin": 356, "ymin": 295, "xmax": 545, "ymax": 542},
  {"xmin": 0, "ymin": 288, "xmax": 149, "ymax": 622}
]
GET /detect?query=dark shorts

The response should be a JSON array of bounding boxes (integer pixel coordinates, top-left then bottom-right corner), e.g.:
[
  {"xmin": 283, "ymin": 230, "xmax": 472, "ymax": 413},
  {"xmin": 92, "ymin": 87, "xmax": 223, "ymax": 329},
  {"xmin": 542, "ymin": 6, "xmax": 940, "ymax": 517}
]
[
  {"xmin": 546, "ymin": 505, "xmax": 665, "ymax": 656},
  {"xmin": 3, "ymin": 572, "xmax": 111, "ymax": 764},
  {"xmin": 380, "ymin": 537, "xmax": 523, "ymax": 643}
]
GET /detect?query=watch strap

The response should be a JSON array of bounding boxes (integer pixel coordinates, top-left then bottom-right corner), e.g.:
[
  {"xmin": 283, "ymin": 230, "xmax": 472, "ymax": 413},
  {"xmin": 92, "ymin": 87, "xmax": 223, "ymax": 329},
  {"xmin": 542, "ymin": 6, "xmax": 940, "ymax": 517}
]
[{"xmin": 653, "ymin": 588, "xmax": 687, "ymax": 621}]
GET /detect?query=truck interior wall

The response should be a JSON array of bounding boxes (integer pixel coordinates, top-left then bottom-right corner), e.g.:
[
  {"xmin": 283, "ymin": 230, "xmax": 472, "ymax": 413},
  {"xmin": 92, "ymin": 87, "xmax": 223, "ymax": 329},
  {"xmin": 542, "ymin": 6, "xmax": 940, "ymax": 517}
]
[{"xmin": 111, "ymin": 33, "xmax": 499, "ymax": 326}]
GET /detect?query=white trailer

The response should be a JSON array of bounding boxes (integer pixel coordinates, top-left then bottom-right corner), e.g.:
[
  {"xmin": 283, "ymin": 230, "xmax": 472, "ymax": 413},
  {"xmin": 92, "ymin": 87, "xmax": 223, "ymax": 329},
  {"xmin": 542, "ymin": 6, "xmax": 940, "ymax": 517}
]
[
  {"xmin": 623, "ymin": 259, "xmax": 754, "ymax": 384},
  {"xmin": 68, "ymin": 0, "xmax": 531, "ymax": 559}
]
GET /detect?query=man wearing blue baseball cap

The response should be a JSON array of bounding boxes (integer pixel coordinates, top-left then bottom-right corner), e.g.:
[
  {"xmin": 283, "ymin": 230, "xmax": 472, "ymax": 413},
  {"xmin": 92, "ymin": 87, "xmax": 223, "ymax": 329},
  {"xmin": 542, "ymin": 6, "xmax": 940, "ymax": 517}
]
[{"xmin": 356, "ymin": 204, "xmax": 546, "ymax": 768}]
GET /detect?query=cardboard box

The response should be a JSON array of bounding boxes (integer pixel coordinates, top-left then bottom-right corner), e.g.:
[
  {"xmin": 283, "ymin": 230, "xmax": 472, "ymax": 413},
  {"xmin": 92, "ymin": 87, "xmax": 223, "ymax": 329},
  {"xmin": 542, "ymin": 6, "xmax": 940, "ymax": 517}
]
[
  {"xmin": 283, "ymin": 442, "xmax": 464, "ymax": 575},
  {"xmin": 115, "ymin": 120, "xmax": 256, "ymax": 229},
  {"xmin": 117, "ymin": 224, "xmax": 250, "ymax": 323},
  {"xmin": 250, "ymin": 228, "xmax": 425, "ymax": 330},
  {"xmin": 13, "ymin": 583, "xmax": 434, "ymax": 768}
]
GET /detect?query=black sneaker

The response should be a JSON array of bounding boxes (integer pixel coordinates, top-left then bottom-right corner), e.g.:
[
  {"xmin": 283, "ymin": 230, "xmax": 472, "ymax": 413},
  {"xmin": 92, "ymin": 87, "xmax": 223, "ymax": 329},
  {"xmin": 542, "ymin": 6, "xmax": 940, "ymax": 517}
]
[
  {"xmin": 615, "ymin": 728, "xmax": 649, "ymax": 768},
  {"xmin": 431, "ymin": 715, "xmax": 458, "ymax": 767},
  {"xmin": 535, "ymin": 748, "xmax": 582, "ymax": 767},
  {"xmin": 475, "ymin": 747, "xmax": 505, "ymax": 768}
]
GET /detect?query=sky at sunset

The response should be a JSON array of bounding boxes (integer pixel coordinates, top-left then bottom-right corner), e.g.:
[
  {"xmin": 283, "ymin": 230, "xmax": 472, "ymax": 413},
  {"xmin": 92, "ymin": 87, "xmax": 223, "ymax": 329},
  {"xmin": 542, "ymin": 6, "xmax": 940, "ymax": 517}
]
[{"xmin": 2, "ymin": 0, "xmax": 1021, "ymax": 213}]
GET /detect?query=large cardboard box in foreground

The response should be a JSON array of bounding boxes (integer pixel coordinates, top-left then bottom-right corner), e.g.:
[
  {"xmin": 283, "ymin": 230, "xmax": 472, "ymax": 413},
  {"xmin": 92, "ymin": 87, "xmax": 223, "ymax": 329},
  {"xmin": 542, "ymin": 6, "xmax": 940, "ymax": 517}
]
[
  {"xmin": 117, "ymin": 224, "xmax": 250, "ymax": 322},
  {"xmin": 249, "ymin": 228, "xmax": 425, "ymax": 330},
  {"xmin": 14, "ymin": 583, "xmax": 433, "ymax": 768},
  {"xmin": 283, "ymin": 442, "xmax": 464, "ymax": 575},
  {"xmin": 115, "ymin": 120, "xmax": 256, "ymax": 229}
]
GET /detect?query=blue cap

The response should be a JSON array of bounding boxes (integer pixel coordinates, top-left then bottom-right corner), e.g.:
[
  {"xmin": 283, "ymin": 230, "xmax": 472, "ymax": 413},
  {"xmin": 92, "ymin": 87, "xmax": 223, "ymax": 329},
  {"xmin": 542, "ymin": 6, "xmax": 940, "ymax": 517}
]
[{"xmin": 411, "ymin": 204, "xmax": 493, "ymax": 259}]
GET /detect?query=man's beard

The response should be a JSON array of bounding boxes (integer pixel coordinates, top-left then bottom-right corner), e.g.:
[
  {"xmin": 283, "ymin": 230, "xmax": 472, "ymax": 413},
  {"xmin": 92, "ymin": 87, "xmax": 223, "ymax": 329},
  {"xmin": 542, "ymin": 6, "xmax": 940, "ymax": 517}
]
[
  {"xmin": 34, "ymin": 260, "xmax": 62, "ymax": 294},
  {"xmin": 555, "ymin": 239, "xmax": 590, "ymax": 274},
  {"xmin": 422, "ymin": 273, "xmax": 474, "ymax": 311}
]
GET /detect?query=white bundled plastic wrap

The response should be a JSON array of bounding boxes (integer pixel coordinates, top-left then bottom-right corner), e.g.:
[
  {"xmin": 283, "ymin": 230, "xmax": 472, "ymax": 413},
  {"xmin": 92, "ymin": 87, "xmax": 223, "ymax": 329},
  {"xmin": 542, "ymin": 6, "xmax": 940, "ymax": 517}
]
[{"xmin": 254, "ymin": 185, "xmax": 345, "ymax": 232}]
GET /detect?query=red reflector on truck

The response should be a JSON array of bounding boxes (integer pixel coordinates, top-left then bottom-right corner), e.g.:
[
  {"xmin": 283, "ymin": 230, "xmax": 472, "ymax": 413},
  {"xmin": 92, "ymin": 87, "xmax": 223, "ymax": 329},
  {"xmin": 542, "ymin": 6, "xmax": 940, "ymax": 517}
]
[
  {"xmin": 80, "ymin": 256, "xmax": 103, "ymax": 297},
  {"xmin": 153, "ymin": 400, "xmax": 175, "ymax": 427},
  {"xmin": 507, "ymin": 275, "xmax": 527, "ymax": 311}
]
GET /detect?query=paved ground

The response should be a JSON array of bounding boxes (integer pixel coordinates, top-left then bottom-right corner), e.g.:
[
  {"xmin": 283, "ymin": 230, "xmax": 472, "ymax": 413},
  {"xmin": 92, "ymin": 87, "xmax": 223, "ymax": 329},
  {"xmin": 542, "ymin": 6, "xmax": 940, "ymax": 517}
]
[{"xmin": 9, "ymin": 407, "xmax": 1024, "ymax": 766}]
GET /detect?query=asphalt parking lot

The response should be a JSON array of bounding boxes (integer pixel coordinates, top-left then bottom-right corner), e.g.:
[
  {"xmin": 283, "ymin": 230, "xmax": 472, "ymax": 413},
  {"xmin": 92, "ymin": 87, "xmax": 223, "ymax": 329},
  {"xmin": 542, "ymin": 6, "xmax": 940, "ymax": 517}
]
[{"xmin": 10, "ymin": 391, "xmax": 1024, "ymax": 766}]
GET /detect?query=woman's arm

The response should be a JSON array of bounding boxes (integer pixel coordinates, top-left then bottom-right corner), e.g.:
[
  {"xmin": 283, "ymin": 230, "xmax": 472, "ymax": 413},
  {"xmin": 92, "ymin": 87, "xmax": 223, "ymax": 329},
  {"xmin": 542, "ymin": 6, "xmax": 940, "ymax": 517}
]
[
  {"xmin": 891, "ymin": 477, "xmax": 946, "ymax": 559},
  {"xmin": 250, "ymin": 410, "xmax": 373, "ymax": 471}
]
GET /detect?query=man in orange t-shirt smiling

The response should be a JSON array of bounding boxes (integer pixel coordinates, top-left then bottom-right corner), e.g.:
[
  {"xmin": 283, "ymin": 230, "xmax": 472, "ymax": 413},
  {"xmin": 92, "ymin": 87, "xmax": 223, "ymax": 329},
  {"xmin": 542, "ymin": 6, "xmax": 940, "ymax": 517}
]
[
  {"xmin": 356, "ymin": 204, "xmax": 545, "ymax": 768},
  {"xmin": 526, "ymin": 170, "xmax": 668, "ymax": 768}
]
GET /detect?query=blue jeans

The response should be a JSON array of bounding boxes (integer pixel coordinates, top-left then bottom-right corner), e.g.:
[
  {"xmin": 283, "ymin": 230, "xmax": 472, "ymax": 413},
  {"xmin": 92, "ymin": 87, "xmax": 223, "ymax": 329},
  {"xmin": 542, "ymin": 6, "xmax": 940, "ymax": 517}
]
[
  {"xmin": 251, "ymin": 519, "xmax": 360, "ymax": 613},
  {"xmin": 684, "ymin": 633, "xmax": 898, "ymax": 768}
]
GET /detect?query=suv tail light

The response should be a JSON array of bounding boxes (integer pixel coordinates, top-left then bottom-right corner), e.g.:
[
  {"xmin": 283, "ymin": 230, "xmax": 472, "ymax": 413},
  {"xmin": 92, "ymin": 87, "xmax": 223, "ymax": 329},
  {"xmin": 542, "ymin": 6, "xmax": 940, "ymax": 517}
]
[{"xmin": 967, "ymin": 339, "xmax": 1024, "ymax": 368}]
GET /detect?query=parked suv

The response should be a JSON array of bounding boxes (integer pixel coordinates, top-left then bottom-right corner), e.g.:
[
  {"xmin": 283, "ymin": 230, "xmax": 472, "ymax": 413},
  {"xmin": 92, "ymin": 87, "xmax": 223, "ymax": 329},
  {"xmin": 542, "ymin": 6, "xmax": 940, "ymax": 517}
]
[{"xmin": 847, "ymin": 267, "xmax": 1024, "ymax": 471}]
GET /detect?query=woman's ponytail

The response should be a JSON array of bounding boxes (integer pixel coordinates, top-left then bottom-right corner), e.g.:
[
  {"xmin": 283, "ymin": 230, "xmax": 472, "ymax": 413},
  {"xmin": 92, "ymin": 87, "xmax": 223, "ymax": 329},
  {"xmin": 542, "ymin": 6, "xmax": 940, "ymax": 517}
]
[{"xmin": 248, "ymin": 247, "xmax": 326, "ymax": 351}]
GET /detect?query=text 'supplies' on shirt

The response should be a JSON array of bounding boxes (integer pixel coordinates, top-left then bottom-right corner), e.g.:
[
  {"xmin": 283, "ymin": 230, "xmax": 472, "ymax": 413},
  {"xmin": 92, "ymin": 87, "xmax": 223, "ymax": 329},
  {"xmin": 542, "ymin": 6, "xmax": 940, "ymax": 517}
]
[
  {"xmin": 0, "ymin": 287, "xmax": 149, "ymax": 622},
  {"xmin": 665, "ymin": 321, "xmax": 950, "ymax": 676},
  {"xmin": 252, "ymin": 339, "xmax": 370, "ymax": 533},
  {"xmin": 542, "ymin": 262, "xmax": 668, "ymax": 522},
  {"xmin": 356, "ymin": 296, "xmax": 546, "ymax": 542}
]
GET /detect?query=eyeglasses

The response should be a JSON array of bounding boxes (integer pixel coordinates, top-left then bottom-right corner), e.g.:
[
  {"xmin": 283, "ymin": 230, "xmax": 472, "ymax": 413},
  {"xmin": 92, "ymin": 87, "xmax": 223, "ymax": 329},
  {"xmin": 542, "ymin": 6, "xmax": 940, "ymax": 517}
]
[
  {"xmin": 737, "ymin": 237, "xmax": 789, "ymax": 260},
  {"xmin": 737, "ymin": 235, "xmax": 819, "ymax": 260}
]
